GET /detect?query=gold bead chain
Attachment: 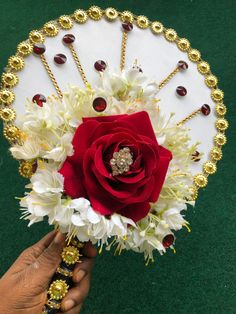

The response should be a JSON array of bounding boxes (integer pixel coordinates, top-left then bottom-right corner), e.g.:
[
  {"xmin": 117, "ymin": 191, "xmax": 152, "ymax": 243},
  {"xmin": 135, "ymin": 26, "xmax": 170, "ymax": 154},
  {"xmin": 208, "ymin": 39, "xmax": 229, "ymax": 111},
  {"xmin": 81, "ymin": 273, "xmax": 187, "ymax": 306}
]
[
  {"xmin": 158, "ymin": 67, "xmax": 180, "ymax": 90},
  {"xmin": 176, "ymin": 108, "xmax": 201, "ymax": 126},
  {"xmin": 120, "ymin": 31, "xmax": 128, "ymax": 71},
  {"xmin": 68, "ymin": 44, "xmax": 89, "ymax": 86},
  {"xmin": 40, "ymin": 55, "xmax": 63, "ymax": 98}
]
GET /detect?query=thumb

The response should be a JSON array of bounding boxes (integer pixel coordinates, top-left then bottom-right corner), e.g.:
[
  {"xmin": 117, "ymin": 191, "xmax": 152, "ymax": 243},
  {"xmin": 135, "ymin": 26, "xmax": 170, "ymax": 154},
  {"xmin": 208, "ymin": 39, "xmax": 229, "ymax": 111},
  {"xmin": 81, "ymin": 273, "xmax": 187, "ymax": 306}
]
[{"xmin": 32, "ymin": 231, "xmax": 66, "ymax": 282}]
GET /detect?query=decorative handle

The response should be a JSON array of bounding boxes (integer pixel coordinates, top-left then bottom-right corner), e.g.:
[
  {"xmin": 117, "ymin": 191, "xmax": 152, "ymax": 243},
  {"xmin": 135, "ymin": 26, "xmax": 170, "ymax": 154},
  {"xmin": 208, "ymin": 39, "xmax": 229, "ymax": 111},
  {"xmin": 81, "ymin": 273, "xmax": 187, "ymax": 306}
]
[{"xmin": 42, "ymin": 237, "xmax": 84, "ymax": 314}]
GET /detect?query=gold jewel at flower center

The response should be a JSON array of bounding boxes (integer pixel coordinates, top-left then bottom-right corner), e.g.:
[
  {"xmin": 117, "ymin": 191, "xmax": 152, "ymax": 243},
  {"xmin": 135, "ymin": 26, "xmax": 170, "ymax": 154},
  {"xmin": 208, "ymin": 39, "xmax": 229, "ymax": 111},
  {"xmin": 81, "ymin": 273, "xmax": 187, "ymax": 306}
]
[{"xmin": 110, "ymin": 147, "xmax": 133, "ymax": 176}]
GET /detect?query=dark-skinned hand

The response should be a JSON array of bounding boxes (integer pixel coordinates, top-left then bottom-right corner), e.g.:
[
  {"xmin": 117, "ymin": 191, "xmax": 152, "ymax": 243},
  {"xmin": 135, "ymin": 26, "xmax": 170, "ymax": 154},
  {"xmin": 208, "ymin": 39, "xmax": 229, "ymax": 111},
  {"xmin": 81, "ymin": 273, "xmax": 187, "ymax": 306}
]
[{"xmin": 0, "ymin": 231, "xmax": 97, "ymax": 314}]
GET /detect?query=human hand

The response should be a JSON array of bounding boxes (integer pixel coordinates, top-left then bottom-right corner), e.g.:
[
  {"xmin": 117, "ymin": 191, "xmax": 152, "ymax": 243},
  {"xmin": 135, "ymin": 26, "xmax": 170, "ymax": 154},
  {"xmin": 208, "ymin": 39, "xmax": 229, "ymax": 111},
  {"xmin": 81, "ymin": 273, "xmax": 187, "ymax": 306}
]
[{"xmin": 0, "ymin": 231, "xmax": 97, "ymax": 314}]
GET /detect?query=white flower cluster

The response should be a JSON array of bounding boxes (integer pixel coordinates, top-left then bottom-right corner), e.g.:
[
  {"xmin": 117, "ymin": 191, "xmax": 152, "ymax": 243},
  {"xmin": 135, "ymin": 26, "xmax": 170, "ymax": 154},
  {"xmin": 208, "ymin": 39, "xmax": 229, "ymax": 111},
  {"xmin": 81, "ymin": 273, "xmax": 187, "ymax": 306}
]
[{"xmin": 12, "ymin": 68, "xmax": 198, "ymax": 261}]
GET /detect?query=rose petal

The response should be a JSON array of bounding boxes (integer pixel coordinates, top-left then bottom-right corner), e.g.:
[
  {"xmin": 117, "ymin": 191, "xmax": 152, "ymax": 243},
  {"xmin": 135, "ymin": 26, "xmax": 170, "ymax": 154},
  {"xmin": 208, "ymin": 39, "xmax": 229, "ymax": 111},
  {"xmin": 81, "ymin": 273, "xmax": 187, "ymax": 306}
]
[
  {"xmin": 59, "ymin": 161, "xmax": 85, "ymax": 198},
  {"xmin": 117, "ymin": 202, "xmax": 151, "ymax": 222}
]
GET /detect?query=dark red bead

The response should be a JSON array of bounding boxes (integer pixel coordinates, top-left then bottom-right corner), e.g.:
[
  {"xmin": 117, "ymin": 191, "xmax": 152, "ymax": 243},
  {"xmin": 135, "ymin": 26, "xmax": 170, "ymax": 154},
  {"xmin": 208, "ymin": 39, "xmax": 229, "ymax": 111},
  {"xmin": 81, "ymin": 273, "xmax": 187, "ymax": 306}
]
[
  {"xmin": 33, "ymin": 43, "xmax": 46, "ymax": 55},
  {"xmin": 162, "ymin": 234, "xmax": 175, "ymax": 248},
  {"xmin": 32, "ymin": 160, "xmax": 38, "ymax": 173},
  {"xmin": 201, "ymin": 104, "xmax": 211, "ymax": 116},
  {"xmin": 54, "ymin": 53, "xmax": 67, "ymax": 65},
  {"xmin": 122, "ymin": 22, "xmax": 133, "ymax": 32},
  {"xmin": 93, "ymin": 97, "xmax": 107, "ymax": 112},
  {"xmin": 32, "ymin": 94, "xmax": 46, "ymax": 107},
  {"xmin": 178, "ymin": 60, "xmax": 188, "ymax": 71},
  {"xmin": 176, "ymin": 86, "xmax": 187, "ymax": 96},
  {"xmin": 192, "ymin": 151, "xmax": 201, "ymax": 162},
  {"xmin": 63, "ymin": 34, "xmax": 75, "ymax": 44},
  {"xmin": 94, "ymin": 60, "xmax": 107, "ymax": 72}
]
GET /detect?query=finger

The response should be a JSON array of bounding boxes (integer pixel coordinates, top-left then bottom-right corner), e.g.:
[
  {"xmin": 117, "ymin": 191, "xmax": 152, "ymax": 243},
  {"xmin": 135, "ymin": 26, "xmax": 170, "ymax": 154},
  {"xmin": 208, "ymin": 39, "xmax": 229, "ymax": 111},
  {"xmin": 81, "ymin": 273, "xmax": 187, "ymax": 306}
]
[
  {"xmin": 8, "ymin": 231, "xmax": 57, "ymax": 273},
  {"xmin": 61, "ymin": 276, "xmax": 90, "ymax": 312},
  {"xmin": 81, "ymin": 241, "xmax": 97, "ymax": 258},
  {"xmin": 59, "ymin": 303, "xmax": 83, "ymax": 314},
  {"xmin": 29, "ymin": 231, "xmax": 66, "ymax": 281},
  {"xmin": 73, "ymin": 256, "xmax": 95, "ymax": 283},
  {"xmin": 61, "ymin": 257, "xmax": 95, "ymax": 311}
]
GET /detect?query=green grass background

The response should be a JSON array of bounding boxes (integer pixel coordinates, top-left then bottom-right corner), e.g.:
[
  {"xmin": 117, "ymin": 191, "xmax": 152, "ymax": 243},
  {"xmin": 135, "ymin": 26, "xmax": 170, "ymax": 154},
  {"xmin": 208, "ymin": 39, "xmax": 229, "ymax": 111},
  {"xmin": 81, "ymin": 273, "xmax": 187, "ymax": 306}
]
[{"xmin": 0, "ymin": 0, "xmax": 235, "ymax": 313}]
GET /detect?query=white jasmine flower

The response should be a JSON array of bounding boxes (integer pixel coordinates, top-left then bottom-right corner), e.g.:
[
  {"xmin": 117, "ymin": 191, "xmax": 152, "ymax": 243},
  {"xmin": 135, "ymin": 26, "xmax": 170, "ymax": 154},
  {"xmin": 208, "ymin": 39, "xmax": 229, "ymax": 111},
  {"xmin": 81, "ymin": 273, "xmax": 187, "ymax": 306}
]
[
  {"xmin": 31, "ymin": 163, "xmax": 64, "ymax": 194},
  {"xmin": 43, "ymin": 133, "xmax": 74, "ymax": 162},
  {"xmin": 21, "ymin": 191, "xmax": 61, "ymax": 220},
  {"xmin": 23, "ymin": 102, "xmax": 64, "ymax": 134},
  {"xmin": 162, "ymin": 206, "xmax": 187, "ymax": 230},
  {"xmin": 10, "ymin": 137, "xmax": 41, "ymax": 160}
]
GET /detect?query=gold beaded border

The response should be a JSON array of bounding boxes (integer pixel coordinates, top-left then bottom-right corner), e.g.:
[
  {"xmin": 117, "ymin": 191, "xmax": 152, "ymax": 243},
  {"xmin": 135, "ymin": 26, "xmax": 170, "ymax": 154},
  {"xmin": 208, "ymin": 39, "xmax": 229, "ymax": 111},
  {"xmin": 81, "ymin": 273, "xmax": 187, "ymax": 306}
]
[{"xmin": 0, "ymin": 6, "xmax": 228, "ymax": 198}]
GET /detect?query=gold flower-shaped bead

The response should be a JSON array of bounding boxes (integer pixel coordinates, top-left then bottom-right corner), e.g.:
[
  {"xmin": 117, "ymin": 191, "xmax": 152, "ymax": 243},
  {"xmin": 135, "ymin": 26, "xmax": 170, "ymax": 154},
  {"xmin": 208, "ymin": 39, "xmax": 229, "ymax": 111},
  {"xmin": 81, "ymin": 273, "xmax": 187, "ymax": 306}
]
[
  {"xmin": 188, "ymin": 49, "xmax": 201, "ymax": 62},
  {"xmin": 194, "ymin": 174, "xmax": 208, "ymax": 188},
  {"xmin": 210, "ymin": 147, "xmax": 222, "ymax": 161},
  {"xmin": 120, "ymin": 11, "xmax": 134, "ymax": 23},
  {"xmin": 137, "ymin": 15, "xmax": 149, "ymax": 29},
  {"xmin": 74, "ymin": 9, "xmax": 88, "ymax": 23},
  {"xmin": 1, "ymin": 72, "xmax": 18, "ymax": 88},
  {"xmin": 151, "ymin": 21, "xmax": 164, "ymax": 34},
  {"xmin": 56, "ymin": 267, "xmax": 73, "ymax": 277},
  {"xmin": 214, "ymin": 133, "xmax": 227, "ymax": 146},
  {"xmin": 177, "ymin": 38, "xmax": 190, "ymax": 51},
  {"xmin": 62, "ymin": 246, "xmax": 81, "ymax": 265},
  {"xmin": 43, "ymin": 22, "xmax": 59, "ymax": 37},
  {"xmin": 204, "ymin": 161, "xmax": 217, "ymax": 174},
  {"xmin": 211, "ymin": 89, "xmax": 224, "ymax": 102},
  {"xmin": 70, "ymin": 238, "xmax": 85, "ymax": 248},
  {"xmin": 189, "ymin": 186, "xmax": 198, "ymax": 201},
  {"xmin": 0, "ymin": 89, "xmax": 15, "ymax": 105},
  {"xmin": 8, "ymin": 55, "xmax": 24, "ymax": 71},
  {"xmin": 3, "ymin": 125, "xmax": 20, "ymax": 141},
  {"xmin": 215, "ymin": 118, "xmax": 229, "ymax": 131},
  {"xmin": 215, "ymin": 103, "xmax": 227, "ymax": 116},
  {"xmin": 165, "ymin": 29, "xmax": 177, "ymax": 42},
  {"xmin": 105, "ymin": 7, "xmax": 118, "ymax": 21},
  {"xmin": 29, "ymin": 30, "xmax": 45, "ymax": 43},
  {"xmin": 0, "ymin": 108, "xmax": 16, "ymax": 122},
  {"xmin": 58, "ymin": 15, "xmax": 73, "ymax": 29},
  {"xmin": 46, "ymin": 299, "xmax": 61, "ymax": 310},
  {"xmin": 205, "ymin": 74, "xmax": 218, "ymax": 88},
  {"xmin": 197, "ymin": 61, "xmax": 210, "ymax": 74},
  {"xmin": 48, "ymin": 280, "xmax": 69, "ymax": 300},
  {"xmin": 17, "ymin": 42, "xmax": 33, "ymax": 56},
  {"xmin": 19, "ymin": 161, "xmax": 35, "ymax": 178},
  {"xmin": 88, "ymin": 6, "xmax": 103, "ymax": 21}
]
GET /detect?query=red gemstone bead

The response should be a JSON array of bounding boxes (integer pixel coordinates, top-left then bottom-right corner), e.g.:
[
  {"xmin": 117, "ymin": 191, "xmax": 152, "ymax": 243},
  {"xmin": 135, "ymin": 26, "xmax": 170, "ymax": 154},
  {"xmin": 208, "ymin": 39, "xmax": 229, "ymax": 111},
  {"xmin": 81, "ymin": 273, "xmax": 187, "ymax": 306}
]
[
  {"xmin": 192, "ymin": 151, "xmax": 200, "ymax": 162},
  {"xmin": 32, "ymin": 94, "xmax": 46, "ymax": 107},
  {"xmin": 33, "ymin": 43, "xmax": 46, "ymax": 55},
  {"xmin": 54, "ymin": 53, "xmax": 67, "ymax": 64},
  {"xmin": 94, "ymin": 60, "xmax": 107, "ymax": 72},
  {"xmin": 162, "ymin": 234, "xmax": 175, "ymax": 248},
  {"xmin": 178, "ymin": 60, "xmax": 188, "ymax": 71},
  {"xmin": 176, "ymin": 86, "xmax": 187, "ymax": 96},
  {"xmin": 201, "ymin": 104, "xmax": 211, "ymax": 116},
  {"xmin": 63, "ymin": 34, "xmax": 75, "ymax": 44},
  {"xmin": 122, "ymin": 22, "xmax": 133, "ymax": 32},
  {"xmin": 32, "ymin": 160, "xmax": 38, "ymax": 173},
  {"xmin": 93, "ymin": 97, "xmax": 107, "ymax": 112}
]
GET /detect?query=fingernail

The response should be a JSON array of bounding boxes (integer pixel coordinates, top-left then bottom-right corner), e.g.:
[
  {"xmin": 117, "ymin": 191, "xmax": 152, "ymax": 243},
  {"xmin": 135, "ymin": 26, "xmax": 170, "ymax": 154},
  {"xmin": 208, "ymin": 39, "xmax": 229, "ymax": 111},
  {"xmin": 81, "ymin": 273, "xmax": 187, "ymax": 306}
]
[
  {"xmin": 76, "ymin": 269, "xmax": 87, "ymax": 282},
  {"xmin": 54, "ymin": 231, "xmax": 65, "ymax": 244},
  {"xmin": 63, "ymin": 299, "xmax": 75, "ymax": 311}
]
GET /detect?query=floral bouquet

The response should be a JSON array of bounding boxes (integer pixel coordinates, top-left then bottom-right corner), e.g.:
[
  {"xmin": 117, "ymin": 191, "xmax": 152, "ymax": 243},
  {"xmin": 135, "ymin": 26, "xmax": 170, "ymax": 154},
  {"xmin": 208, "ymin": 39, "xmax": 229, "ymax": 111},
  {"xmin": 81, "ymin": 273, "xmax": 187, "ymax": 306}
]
[{"xmin": 11, "ymin": 68, "xmax": 195, "ymax": 261}]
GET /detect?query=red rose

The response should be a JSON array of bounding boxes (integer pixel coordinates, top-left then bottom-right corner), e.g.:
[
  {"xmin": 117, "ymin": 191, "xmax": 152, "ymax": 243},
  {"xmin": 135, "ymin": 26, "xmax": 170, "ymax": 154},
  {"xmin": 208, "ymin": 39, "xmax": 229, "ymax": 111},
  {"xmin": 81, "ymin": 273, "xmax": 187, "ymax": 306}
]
[{"xmin": 59, "ymin": 111, "xmax": 172, "ymax": 222}]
